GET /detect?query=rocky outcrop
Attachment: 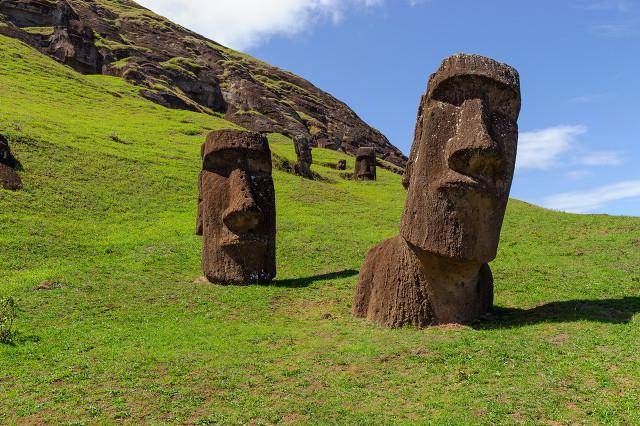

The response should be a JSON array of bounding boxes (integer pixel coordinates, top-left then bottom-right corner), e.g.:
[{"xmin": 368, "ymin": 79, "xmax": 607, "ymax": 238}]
[
  {"xmin": 0, "ymin": 0, "xmax": 406, "ymax": 167},
  {"xmin": 293, "ymin": 134, "xmax": 313, "ymax": 179}
]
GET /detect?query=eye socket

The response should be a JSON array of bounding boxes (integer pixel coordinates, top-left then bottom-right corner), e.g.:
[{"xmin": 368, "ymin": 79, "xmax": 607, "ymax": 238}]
[
  {"xmin": 431, "ymin": 75, "xmax": 520, "ymax": 120},
  {"xmin": 203, "ymin": 148, "xmax": 272, "ymax": 176}
]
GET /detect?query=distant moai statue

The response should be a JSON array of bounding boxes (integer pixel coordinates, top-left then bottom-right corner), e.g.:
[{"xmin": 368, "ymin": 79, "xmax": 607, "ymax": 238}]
[
  {"xmin": 336, "ymin": 159, "xmax": 347, "ymax": 170},
  {"xmin": 354, "ymin": 147, "xmax": 376, "ymax": 181},
  {"xmin": 0, "ymin": 134, "xmax": 22, "ymax": 191},
  {"xmin": 353, "ymin": 54, "xmax": 521, "ymax": 327},
  {"xmin": 196, "ymin": 130, "xmax": 276, "ymax": 284},
  {"xmin": 293, "ymin": 134, "xmax": 313, "ymax": 178}
]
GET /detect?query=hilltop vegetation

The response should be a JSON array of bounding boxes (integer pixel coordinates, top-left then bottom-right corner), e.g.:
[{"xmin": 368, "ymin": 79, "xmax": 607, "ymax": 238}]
[
  {"xmin": 1, "ymin": 35, "xmax": 639, "ymax": 424},
  {"xmin": 0, "ymin": 0, "xmax": 406, "ymax": 166}
]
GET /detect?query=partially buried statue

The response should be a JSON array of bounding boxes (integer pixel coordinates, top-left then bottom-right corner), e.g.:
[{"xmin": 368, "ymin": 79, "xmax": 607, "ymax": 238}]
[
  {"xmin": 355, "ymin": 147, "xmax": 376, "ymax": 181},
  {"xmin": 0, "ymin": 134, "xmax": 22, "ymax": 191},
  {"xmin": 293, "ymin": 134, "xmax": 313, "ymax": 178},
  {"xmin": 353, "ymin": 54, "xmax": 521, "ymax": 327},
  {"xmin": 196, "ymin": 130, "xmax": 276, "ymax": 284}
]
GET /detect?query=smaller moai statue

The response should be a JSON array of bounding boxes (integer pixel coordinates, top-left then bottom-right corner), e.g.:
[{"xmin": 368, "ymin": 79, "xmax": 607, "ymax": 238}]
[
  {"xmin": 196, "ymin": 130, "xmax": 276, "ymax": 285},
  {"xmin": 355, "ymin": 147, "xmax": 376, "ymax": 181},
  {"xmin": 0, "ymin": 134, "xmax": 22, "ymax": 191},
  {"xmin": 336, "ymin": 159, "xmax": 347, "ymax": 170},
  {"xmin": 293, "ymin": 134, "xmax": 313, "ymax": 179}
]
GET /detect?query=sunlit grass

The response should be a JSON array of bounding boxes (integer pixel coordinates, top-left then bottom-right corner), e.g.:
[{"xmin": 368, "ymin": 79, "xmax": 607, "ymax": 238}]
[{"xmin": 1, "ymin": 35, "xmax": 639, "ymax": 424}]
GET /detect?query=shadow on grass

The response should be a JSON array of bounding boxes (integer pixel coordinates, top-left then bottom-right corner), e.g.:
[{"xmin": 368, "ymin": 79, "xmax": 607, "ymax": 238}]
[
  {"xmin": 475, "ymin": 297, "xmax": 640, "ymax": 329},
  {"xmin": 0, "ymin": 332, "xmax": 41, "ymax": 347},
  {"xmin": 273, "ymin": 269, "xmax": 359, "ymax": 288}
]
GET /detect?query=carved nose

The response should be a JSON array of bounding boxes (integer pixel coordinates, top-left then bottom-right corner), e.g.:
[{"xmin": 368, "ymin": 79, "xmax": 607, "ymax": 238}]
[
  {"xmin": 447, "ymin": 98, "xmax": 502, "ymax": 179},
  {"xmin": 223, "ymin": 169, "xmax": 263, "ymax": 234}
]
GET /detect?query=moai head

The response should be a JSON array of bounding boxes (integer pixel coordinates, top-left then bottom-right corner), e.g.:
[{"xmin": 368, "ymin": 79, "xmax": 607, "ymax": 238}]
[
  {"xmin": 293, "ymin": 134, "xmax": 313, "ymax": 178},
  {"xmin": 197, "ymin": 130, "xmax": 276, "ymax": 284},
  {"xmin": 355, "ymin": 147, "xmax": 376, "ymax": 180},
  {"xmin": 400, "ymin": 54, "xmax": 521, "ymax": 263}
]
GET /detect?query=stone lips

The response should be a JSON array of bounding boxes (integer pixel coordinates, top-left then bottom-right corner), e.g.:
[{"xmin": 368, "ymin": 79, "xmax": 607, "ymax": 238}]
[
  {"xmin": 0, "ymin": 0, "xmax": 407, "ymax": 168},
  {"xmin": 353, "ymin": 53, "xmax": 520, "ymax": 328},
  {"xmin": 197, "ymin": 130, "xmax": 276, "ymax": 285}
]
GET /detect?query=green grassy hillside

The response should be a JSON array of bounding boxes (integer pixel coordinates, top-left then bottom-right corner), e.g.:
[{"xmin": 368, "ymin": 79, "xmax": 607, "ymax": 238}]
[{"xmin": 1, "ymin": 35, "xmax": 639, "ymax": 424}]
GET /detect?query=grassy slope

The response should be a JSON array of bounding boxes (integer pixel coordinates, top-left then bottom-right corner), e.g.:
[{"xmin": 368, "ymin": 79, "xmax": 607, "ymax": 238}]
[{"xmin": 0, "ymin": 35, "xmax": 639, "ymax": 424}]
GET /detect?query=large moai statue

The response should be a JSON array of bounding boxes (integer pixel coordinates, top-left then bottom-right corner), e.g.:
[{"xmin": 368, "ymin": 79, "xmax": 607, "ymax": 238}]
[
  {"xmin": 196, "ymin": 130, "xmax": 276, "ymax": 284},
  {"xmin": 355, "ymin": 147, "xmax": 376, "ymax": 181},
  {"xmin": 293, "ymin": 134, "xmax": 313, "ymax": 178},
  {"xmin": 0, "ymin": 134, "xmax": 22, "ymax": 191},
  {"xmin": 353, "ymin": 54, "xmax": 521, "ymax": 327}
]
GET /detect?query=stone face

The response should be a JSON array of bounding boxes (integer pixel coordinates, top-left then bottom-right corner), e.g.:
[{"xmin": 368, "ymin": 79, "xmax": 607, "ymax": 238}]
[
  {"xmin": 353, "ymin": 54, "xmax": 521, "ymax": 328},
  {"xmin": 293, "ymin": 134, "xmax": 313, "ymax": 179},
  {"xmin": 0, "ymin": 0, "xmax": 407, "ymax": 167},
  {"xmin": 355, "ymin": 147, "xmax": 376, "ymax": 181},
  {"xmin": 0, "ymin": 135, "xmax": 22, "ymax": 191},
  {"xmin": 196, "ymin": 130, "xmax": 276, "ymax": 284}
]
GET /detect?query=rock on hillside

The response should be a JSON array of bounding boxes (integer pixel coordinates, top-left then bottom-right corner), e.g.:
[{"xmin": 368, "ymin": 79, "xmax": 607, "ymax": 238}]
[{"xmin": 0, "ymin": 0, "xmax": 406, "ymax": 167}]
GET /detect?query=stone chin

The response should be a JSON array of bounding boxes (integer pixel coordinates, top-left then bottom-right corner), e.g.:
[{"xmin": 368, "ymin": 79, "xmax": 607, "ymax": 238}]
[{"xmin": 400, "ymin": 186, "xmax": 506, "ymax": 264}]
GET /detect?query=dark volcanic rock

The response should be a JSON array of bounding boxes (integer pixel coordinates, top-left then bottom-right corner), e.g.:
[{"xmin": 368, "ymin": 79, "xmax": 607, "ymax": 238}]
[
  {"xmin": 355, "ymin": 147, "xmax": 376, "ymax": 181},
  {"xmin": 0, "ymin": 134, "xmax": 22, "ymax": 190},
  {"xmin": 196, "ymin": 130, "xmax": 276, "ymax": 285},
  {"xmin": 293, "ymin": 134, "xmax": 313, "ymax": 179},
  {"xmin": 353, "ymin": 54, "xmax": 521, "ymax": 328},
  {"xmin": 336, "ymin": 159, "xmax": 347, "ymax": 170},
  {"xmin": 0, "ymin": 0, "xmax": 406, "ymax": 167}
]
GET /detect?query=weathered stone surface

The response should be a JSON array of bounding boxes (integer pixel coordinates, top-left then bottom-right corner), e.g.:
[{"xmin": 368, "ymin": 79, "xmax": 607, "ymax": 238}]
[
  {"xmin": 293, "ymin": 134, "xmax": 313, "ymax": 179},
  {"xmin": 196, "ymin": 130, "xmax": 276, "ymax": 284},
  {"xmin": 0, "ymin": 0, "xmax": 407, "ymax": 167},
  {"xmin": 355, "ymin": 147, "xmax": 376, "ymax": 181},
  {"xmin": 0, "ymin": 135, "xmax": 22, "ymax": 191},
  {"xmin": 353, "ymin": 54, "xmax": 521, "ymax": 328}
]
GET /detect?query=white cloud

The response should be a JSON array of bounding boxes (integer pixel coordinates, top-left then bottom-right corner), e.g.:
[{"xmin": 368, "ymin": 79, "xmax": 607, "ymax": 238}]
[
  {"xmin": 542, "ymin": 180, "xmax": 640, "ymax": 213},
  {"xmin": 568, "ymin": 93, "xmax": 608, "ymax": 103},
  {"xmin": 517, "ymin": 124, "xmax": 624, "ymax": 170},
  {"xmin": 517, "ymin": 125, "xmax": 587, "ymax": 170},
  {"xmin": 577, "ymin": 151, "xmax": 623, "ymax": 166},
  {"xmin": 591, "ymin": 23, "xmax": 638, "ymax": 37},
  {"xmin": 580, "ymin": 0, "xmax": 633, "ymax": 11},
  {"xmin": 135, "ymin": 0, "xmax": 384, "ymax": 50},
  {"xmin": 565, "ymin": 170, "xmax": 592, "ymax": 180}
]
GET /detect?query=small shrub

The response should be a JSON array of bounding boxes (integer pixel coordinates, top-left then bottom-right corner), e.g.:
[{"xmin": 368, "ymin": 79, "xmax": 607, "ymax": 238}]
[{"xmin": 0, "ymin": 297, "xmax": 17, "ymax": 344}]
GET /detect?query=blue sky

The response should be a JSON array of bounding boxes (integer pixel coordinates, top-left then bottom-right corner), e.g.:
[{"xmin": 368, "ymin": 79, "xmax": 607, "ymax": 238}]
[{"xmin": 138, "ymin": 0, "xmax": 640, "ymax": 215}]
